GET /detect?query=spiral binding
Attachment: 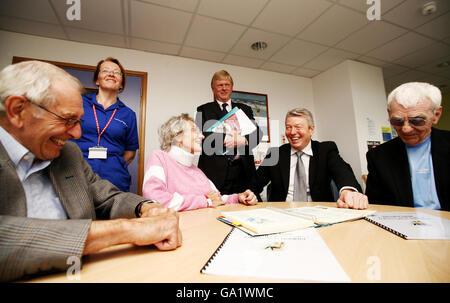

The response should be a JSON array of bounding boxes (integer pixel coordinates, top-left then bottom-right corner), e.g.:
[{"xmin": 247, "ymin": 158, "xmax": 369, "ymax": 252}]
[
  {"xmin": 364, "ymin": 217, "xmax": 407, "ymax": 239},
  {"xmin": 200, "ymin": 227, "xmax": 236, "ymax": 273}
]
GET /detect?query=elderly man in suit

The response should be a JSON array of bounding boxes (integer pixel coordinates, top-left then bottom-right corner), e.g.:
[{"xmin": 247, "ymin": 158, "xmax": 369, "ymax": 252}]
[
  {"xmin": 0, "ymin": 61, "xmax": 182, "ymax": 282},
  {"xmin": 366, "ymin": 82, "xmax": 449, "ymax": 210},
  {"xmin": 252, "ymin": 108, "xmax": 368, "ymax": 209},
  {"xmin": 195, "ymin": 70, "xmax": 262, "ymax": 196}
]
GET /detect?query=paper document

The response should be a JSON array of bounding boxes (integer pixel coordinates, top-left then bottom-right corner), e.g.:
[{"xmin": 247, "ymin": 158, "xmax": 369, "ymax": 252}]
[
  {"xmin": 220, "ymin": 206, "xmax": 375, "ymax": 236},
  {"xmin": 365, "ymin": 212, "xmax": 450, "ymax": 240},
  {"xmin": 201, "ymin": 227, "xmax": 350, "ymax": 282},
  {"xmin": 220, "ymin": 208, "xmax": 315, "ymax": 235},
  {"xmin": 207, "ymin": 107, "xmax": 257, "ymax": 136},
  {"xmin": 282, "ymin": 206, "xmax": 376, "ymax": 225}
]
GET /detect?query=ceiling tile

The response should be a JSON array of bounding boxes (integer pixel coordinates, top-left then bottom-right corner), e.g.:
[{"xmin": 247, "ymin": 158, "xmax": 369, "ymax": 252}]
[
  {"xmin": 0, "ymin": 0, "xmax": 59, "ymax": 24},
  {"xmin": 309, "ymin": 7, "xmax": 370, "ymax": 46},
  {"xmin": 130, "ymin": 37, "xmax": 181, "ymax": 55},
  {"xmin": 303, "ymin": 48, "xmax": 359, "ymax": 71},
  {"xmin": 66, "ymin": 27, "xmax": 126, "ymax": 48},
  {"xmin": 382, "ymin": 65, "xmax": 412, "ymax": 79},
  {"xmin": 382, "ymin": 0, "xmax": 450, "ymax": 29},
  {"xmin": 292, "ymin": 67, "xmax": 322, "ymax": 78},
  {"xmin": 252, "ymin": 0, "xmax": 332, "ymax": 36},
  {"xmin": 338, "ymin": 0, "xmax": 404, "ymax": 14},
  {"xmin": 179, "ymin": 46, "xmax": 226, "ymax": 62},
  {"xmin": 230, "ymin": 28, "xmax": 290, "ymax": 59},
  {"xmin": 184, "ymin": 15, "xmax": 246, "ymax": 52},
  {"xmin": 197, "ymin": 0, "xmax": 268, "ymax": 25},
  {"xmin": 366, "ymin": 32, "xmax": 434, "ymax": 61},
  {"xmin": 336, "ymin": 21, "xmax": 407, "ymax": 54},
  {"xmin": 416, "ymin": 55, "xmax": 450, "ymax": 76},
  {"xmin": 0, "ymin": 16, "xmax": 67, "ymax": 40},
  {"xmin": 223, "ymin": 54, "xmax": 264, "ymax": 69},
  {"xmin": 387, "ymin": 70, "xmax": 431, "ymax": 88},
  {"xmin": 51, "ymin": 0, "xmax": 124, "ymax": 35},
  {"xmin": 298, "ymin": 5, "xmax": 368, "ymax": 46},
  {"xmin": 415, "ymin": 11, "xmax": 450, "ymax": 40},
  {"xmin": 271, "ymin": 39, "xmax": 328, "ymax": 66},
  {"xmin": 139, "ymin": 0, "xmax": 199, "ymax": 12},
  {"xmin": 356, "ymin": 56, "xmax": 388, "ymax": 67},
  {"xmin": 355, "ymin": 56, "xmax": 411, "ymax": 78},
  {"xmin": 394, "ymin": 42, "xmax": 450, "ymax": 68},
  {"xmin": 260, "ymin": 61, "xmax": 297, "ymax": 74},
  {"xmin": 130, "ymin": 1, "xmax": 192, "ymax": 43}
]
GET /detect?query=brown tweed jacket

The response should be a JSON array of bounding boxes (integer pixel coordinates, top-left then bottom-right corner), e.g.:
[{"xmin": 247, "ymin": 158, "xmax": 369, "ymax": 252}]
[{"xmin": 0, "ymin": 141, "xmax": 146, "ymax": 282}]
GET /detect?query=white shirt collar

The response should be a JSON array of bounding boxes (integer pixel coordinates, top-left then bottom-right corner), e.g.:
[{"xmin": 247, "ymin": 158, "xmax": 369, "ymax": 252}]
[
  {"xmin": 216, "ymin": 99, "xmax": 231, "ymax": 108},
  {"xmin": 168, "ymin": 145, "xmax": 195, "ymax": 167},
  {"xmin": 0, "ymin": 125, "xmax": 32, "ymax": 167},
  {"xmin": 290, "ymin": 140, "xmax": 313, "ymax": 157}
]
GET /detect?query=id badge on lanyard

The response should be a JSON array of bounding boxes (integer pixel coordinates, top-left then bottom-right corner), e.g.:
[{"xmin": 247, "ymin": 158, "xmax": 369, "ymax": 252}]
[{"xmin": 88, "ymin": 104, "xmax": 117, "ymax": 159}]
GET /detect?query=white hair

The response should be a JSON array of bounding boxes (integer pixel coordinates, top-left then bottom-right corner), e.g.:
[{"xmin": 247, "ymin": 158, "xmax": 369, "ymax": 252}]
[
  {"xmin": 387, "ymin": 82, "xmax": 441, "ymax": 112},
  {"xmin": 0, "ymin": 60, "xmax": 84, "ymax": 113},
  {"xmin": 158, "ymin": 113, "xmax": 193, "ymax": 152}
]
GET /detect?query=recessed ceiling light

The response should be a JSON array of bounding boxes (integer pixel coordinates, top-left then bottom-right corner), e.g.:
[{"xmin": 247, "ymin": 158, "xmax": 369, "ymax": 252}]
[{"xmin": 251, "ymin": 41, "xmax": 268, "ymax": 51}]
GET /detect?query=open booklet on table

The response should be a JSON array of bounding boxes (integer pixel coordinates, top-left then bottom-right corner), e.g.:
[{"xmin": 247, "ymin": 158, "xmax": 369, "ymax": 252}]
[{"xmin": 218, "ymin": 206, "xmax": 376, "ymax": 236}]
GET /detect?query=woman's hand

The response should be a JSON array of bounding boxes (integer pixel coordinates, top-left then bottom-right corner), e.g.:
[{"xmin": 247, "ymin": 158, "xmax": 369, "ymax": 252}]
[{"xmin": 238, "ymin": 190, "xmax": 258, "ymax": 205}]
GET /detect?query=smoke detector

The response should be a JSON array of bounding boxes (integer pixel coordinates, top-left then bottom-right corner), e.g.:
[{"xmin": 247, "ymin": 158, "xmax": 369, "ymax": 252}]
[{"xmin": 422, "ymin": 1, "xmax": 437, "ymax": 16}]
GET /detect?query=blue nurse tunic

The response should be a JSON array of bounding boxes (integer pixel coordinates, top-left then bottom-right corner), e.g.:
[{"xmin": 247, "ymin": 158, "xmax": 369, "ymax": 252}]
[{"xmin": 71, "ymin": 93, "xmax": 139, "ymax": 192}]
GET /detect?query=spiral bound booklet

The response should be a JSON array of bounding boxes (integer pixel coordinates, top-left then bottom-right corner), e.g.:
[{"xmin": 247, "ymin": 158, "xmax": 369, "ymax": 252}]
[
  {"xmin": 200, "ymin": 227, "xmax": 350, "ymax": 282},
  {"xmin": 365, "ymin": 211, "xmax": 450, "ymax": 240}
]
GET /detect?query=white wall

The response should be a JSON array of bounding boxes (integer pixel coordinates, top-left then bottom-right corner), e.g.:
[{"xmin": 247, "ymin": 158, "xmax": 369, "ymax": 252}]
[
  {"xmin": 0, "ymin": 30, "xmax": 314, "ymax": 164},
  {"xmin": 313, "ymin": 60, "xmax": 388, "ymax": 190},
  {"xmin": 347, "ymin": 60, "xmax": 389, "ymax": 178}
]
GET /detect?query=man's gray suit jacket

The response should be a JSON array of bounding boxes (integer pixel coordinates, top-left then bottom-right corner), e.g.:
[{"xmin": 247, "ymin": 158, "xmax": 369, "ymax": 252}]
[{"xmin": 0, "ymin": 141, "xmax": 146, "ymax": 282}]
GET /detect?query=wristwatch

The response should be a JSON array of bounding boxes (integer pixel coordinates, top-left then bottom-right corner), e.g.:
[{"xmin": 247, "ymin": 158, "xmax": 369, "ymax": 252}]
[{"xmin": 135, "ymin": 200, "xmax": 155, "ymax": 217}]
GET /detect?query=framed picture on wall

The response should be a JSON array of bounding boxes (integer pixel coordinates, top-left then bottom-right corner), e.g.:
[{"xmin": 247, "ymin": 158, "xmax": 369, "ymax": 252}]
[{"xmin": 231, "ymin": 90, "xmax": 270, "ymax": 142}]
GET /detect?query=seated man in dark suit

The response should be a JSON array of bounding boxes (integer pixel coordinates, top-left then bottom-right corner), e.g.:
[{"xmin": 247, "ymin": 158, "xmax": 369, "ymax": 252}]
[
  {"xmin": 366, "ymin": 82, "xmax": 449, "ymax": 210},
  {"xmin": 251, "ymin": 108, "xmax": 368, "ymax": 209},
  {"xmin": 0, "ymin": 61, "xmax": 182, "ymax": 282}
]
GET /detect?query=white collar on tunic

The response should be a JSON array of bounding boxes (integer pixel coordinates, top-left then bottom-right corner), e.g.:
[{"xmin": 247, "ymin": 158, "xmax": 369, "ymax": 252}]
[{"xmin": 168, "ymin": 145, "xmax": 195, "ymax": 167}]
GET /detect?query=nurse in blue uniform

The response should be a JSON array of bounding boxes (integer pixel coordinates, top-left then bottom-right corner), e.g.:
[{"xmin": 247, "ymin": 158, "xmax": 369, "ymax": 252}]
[{"xmin": 72, "ymin": 57, "xmax": 139, "ymax": 192}]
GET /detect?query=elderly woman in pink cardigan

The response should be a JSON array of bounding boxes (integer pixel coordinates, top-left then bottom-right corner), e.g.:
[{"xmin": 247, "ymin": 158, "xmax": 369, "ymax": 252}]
[{"xmin": 142, "ymin": 113, "xmax": 258, "ymax": 211}]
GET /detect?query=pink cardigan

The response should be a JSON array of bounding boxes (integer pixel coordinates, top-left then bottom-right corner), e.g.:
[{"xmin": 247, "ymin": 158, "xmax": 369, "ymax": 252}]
[{"xmin": 142, "ymin": 148, "xmax": 238, "ymax": 211}]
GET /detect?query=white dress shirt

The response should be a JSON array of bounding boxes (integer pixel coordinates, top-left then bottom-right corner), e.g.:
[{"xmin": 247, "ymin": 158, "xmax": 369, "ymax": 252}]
[
  {"xmin": 216, "ymin": 99, "xmax": 231, "ymax": 112},
  {"xmin": 285, "ymin": 140, "xmax": 358, "ymax": 202},
  {"xmin": 286, "ymin": 142, "xmax": 313, "ymax": 202}
]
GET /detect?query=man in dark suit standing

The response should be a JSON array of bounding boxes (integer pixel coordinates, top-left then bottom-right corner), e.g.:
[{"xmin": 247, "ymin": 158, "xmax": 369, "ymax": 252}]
[
  {"xmin": 252, "ymin": 108, "xmax": 368, "ymax": 209},
  {"xmin": 195, "ymin": 70, "xmax": 262, "ymax": 196},
  {"xmin": 366, "ymin": 82, "xmax": 449, "ymax": 210},
  {"xmin": 0, "ymin": 61, "xmax": 181, "ymax": 282}
]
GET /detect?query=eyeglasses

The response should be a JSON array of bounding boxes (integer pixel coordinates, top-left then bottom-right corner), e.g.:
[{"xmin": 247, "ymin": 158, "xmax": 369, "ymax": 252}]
[
  {"xmin": 390, "ymin": 117, "xmax": 427, "ymax": 127},
  {"xmin": 27, "ymin": 99, "xmax": 84, "ymax": 128},
  {"xmin": 100, "ymin": 69, "xmax": 123, "ymax": 77}
]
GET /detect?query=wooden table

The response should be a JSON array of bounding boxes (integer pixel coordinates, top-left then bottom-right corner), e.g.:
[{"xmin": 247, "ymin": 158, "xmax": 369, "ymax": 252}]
[{"xmin": 28, "ymin": 202, "xmax": 450, "ymax": 283}]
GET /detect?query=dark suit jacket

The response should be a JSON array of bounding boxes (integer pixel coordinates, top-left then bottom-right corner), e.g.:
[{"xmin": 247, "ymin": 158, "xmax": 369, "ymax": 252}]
[
  {"xmin": 252, "ymin": 141, "xmax": 362, "ymax": 202},
  {"xmin": 195, "ymin": 101, "xmax": 262, "ymax": 192},
  {"xmin": 0, "ymin": 141, "xmax": 147, "ymax": 282},
  {"xmin": 365, "ymin": 128, "xmax": 450, "ymax": 210}
]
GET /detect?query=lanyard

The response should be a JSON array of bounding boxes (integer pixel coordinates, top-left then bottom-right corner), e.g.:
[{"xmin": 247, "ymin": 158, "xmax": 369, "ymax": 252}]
[{"xmin": 92, "ymin": 104, "xmax": 117, "ymax": 146}]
